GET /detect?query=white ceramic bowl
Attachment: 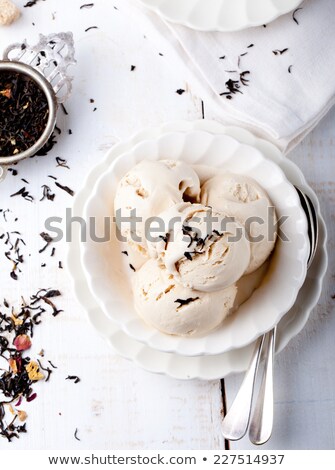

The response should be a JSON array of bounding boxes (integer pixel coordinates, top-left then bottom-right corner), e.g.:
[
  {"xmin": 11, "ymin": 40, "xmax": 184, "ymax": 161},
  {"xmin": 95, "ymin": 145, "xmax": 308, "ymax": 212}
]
[
  {"xmin": 82, "ymin": 130, "xmax": 309, "ymax": 356},
  {"xmin": 138, "ymin": 0, "xmax": 303, "ymax": 32}
]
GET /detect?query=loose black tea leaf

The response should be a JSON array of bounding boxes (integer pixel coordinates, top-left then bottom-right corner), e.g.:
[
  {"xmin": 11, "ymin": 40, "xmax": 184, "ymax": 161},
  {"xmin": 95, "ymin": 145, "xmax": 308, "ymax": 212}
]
[
  {"xmin": 184, "ymin": 252, "xmax": 193, "ymax": 261},
  {"xmin": 10, "ymin": 187, "xmax": 34, "ymax": 202},
  {"xmin": 40, "ymin": 185, "xmax": 55, "ymax": 202},
  {"xmin": 121, "ymin": 251, "xmax": 128, "ymax": 256},
  {"xmin": 129, "ymin": 264, "xmax": 136, "ymax": 272},
  {"xmin": 30, "ymin": 289, "xmax": 63, "ymax": 317},
  {"xmin": 292, "ymin": 7, "xmax": 303, "ymax": 25},
  {"xmin": 1, "ymin": 209, "xmax": 10, "ymax": 221},
  {"xmin": 80, "ymin": 3, "xmax": 94, "ymax": 9},
  {"xmin": 220, "ymin": 62, "xmax": 250, "ymax": 100},
  {"xmin": 272, "ymin": 48, "xmax": 289, "ymax": 56},
  {"xmin": 0, "ymin": 228, "xmax": 25, "ymax": 281},
  {"xmin": 55, "ymin": 182, "xmax": 74, "ymax": 196},
  {"xmin": 159, "ymin": 234, "xmax": 170, "ymax": 249},
  {"xmin": 220, "ymin": 79, "xmax": 242, "ymax": 97},
  {"xmin": 24, "ymin": 0, "xmax": 44, "ymax": 7},
  {"xmin": 56, "ymin": 157, "xmax": 70, "ymax": 169},
  {"xmin": 130, "ymin": 65, "xmax": 136, "ymax": 71},
  {"xmin": 240, "ymin": 71, "xmax": 250, "ymax": 87},
  {"xmin": 85, "ymin": 26, "xmax": 98, "ymax": 32},
  {"xmin": 44, "ymin": 290, "xmax": 61, "ymax": 299},
  {"xmin": 39, "ymin": 232, "xmax": 53, "ymax": 253},
  {"xmin": 176, "ymin": 89, "xmax": 186, "ymax": 95},
  {"xmin": 60, "ymin": 104, "xmax": 68, "ymax": 115},
  {"xmin": 35, "ymin": 133, "xmax": 57, "ymax": 156},
  {"xmin": 174, "ymin": 297, "xmax": 200, "ymax": 309},
  {"xmin": 37, "ymin": 360, "xmax": 53, "ymax": 382},
  {"xmin": 288, "ymin": 65, "xmax": 293, "ymax": 74},
  {"xmin": 0, "ymin": 71, "xmax": 49, "ymax": 157},
  {"xmin": 42, "ymin": 298, "xmax": 62, "ymax": 317},
  {"xmin": 66, "ymin": 375, "xmax": 80, "ymax": 384},
  {"xmin": 74, "ymin": 428, "xmax": 81, "ymax": 441},
  {"xmin": 10, "ymin": 270, "xmax": 18, "ymax": 281}
]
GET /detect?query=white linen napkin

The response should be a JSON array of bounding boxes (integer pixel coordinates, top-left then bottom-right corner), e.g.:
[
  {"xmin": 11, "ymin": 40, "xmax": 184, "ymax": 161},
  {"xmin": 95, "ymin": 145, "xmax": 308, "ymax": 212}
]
[{"xmin": 133, "ymin": 0, "xmax": 335, "ymax": 153}]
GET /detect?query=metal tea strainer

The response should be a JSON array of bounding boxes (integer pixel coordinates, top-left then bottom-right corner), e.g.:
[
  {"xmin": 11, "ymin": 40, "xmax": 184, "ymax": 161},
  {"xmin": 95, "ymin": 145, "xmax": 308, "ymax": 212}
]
[{"xmin": 0, "ymin": 32, "xmax": 76, "ymax": 182}]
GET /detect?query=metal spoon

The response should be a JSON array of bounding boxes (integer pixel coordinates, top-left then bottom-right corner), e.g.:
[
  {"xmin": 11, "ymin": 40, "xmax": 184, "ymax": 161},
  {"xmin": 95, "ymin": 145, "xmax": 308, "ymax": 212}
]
[
  {"xmin": 221, "ymin": 187, "xmax": 318, "ymax": 444},
  {"xmin": 249, "ymin": 188, "xmax": 318, "ymax": 445}
]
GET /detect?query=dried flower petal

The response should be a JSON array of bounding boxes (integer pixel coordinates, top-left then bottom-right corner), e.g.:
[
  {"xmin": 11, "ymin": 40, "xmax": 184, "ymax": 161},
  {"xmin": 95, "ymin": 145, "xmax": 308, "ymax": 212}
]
[
  {"xmin": 8, "ymin": 357, "xmax": 18, "ymax": 374},
  {"xmin": 27, "ymin": 393, "xmax": 37, "ymax": 403},
  {"xmin": 15, "ymin": 396, "xmax": 23, "ymax": 407},
  {"xmin": 0, "ymin": 88, "xmax": 12, "ymax": 99},
  {"xmin": 13, "ymin": 334, "xmax": 32, "ymax": 351},
  {"xmin": 17, "ymin": 410, "xmax": 27, "ymax": 422},
  {"xmin": 11, "ymin": 313, "xmax": 23, "ymax": 326},
  {"xmin": 25, "ymin": 361, "xmax": 44, "ymax": 381}
]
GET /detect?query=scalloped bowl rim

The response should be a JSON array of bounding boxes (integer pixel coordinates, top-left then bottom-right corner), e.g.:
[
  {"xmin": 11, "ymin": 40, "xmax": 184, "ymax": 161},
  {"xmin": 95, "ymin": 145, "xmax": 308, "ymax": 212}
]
[
  {"xmin": 82, "ymin": 130, "xmax": 309, "ymax": 357},
  {"xmin": 66, "ymin": 120, "xmax": 328, "ymax": 380},
  {"xmin": 138, "ymin": 0, "xmax": 304, "ymax": 32}
]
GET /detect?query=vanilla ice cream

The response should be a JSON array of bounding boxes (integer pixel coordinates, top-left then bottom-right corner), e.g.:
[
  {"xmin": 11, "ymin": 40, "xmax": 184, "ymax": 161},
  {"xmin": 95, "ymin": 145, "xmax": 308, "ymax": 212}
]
[
  {"xmin": 114, "ymin": 160, "xmax": 200, "ymax": 251},
  {"xmin": 133, "ymin": 259, "xmax": 237, "ymax": 336},
  {"xmin": 147, "ymin": 203, "xmax": 250, "ymax": 292},
  {"xmin": 201, "ymin": 174, "xmax": 277, "ymax": 274},
  {"xmin": 115, "ymin": 161, "xmax": 277, "ymax": 338}
]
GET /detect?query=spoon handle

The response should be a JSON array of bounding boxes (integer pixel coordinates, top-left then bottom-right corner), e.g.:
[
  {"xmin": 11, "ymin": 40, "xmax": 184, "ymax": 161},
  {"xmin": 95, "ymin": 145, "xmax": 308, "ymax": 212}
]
[
  {"xmin": 249, "ymin": 328, "xmax": 276, "ymax": 445},
  {"xmin": 221, "ymin": 335, "xmax": 265, "ymax": 441}
]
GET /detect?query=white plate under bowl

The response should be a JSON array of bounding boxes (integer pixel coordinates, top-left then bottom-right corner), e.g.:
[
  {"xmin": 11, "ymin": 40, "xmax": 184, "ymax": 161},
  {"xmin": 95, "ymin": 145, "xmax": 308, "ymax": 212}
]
[
  {"xmin": 67, "ymin": 120, "xmax": 327, "ymax": 380},
  {"xmin": 82, "ymin": 130, "xmax": 309, "ymax": 357},
  {"xmin": 137, "ymin": 0, "xmax": 303, "ymax": 32}
]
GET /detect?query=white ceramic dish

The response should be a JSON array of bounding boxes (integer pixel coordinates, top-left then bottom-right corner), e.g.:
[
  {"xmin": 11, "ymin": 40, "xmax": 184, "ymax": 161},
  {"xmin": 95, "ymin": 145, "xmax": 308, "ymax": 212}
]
[
  {"xmin": 138, "ymin": 0, "xmax": 304, "ymax": 32},
  {"xmin": 82, "ymin": 130, "xmax": 309, "ymax": 357},
  {"xmin": 67, "ymin": 120, "xmax": 327, "ymax": 380}
]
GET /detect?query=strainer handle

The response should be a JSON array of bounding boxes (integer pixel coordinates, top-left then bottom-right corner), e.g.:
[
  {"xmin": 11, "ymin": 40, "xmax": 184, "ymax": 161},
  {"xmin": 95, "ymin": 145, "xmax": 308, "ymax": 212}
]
[{"xmin": 3, "ymin": 32, "xmax": 76, "ymax": 104}]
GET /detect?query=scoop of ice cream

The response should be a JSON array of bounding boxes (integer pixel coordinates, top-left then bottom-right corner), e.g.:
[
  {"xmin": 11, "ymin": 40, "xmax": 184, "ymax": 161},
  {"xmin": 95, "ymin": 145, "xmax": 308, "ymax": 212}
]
[
  {"xmin": 114, "ymin": 160, "xmax": 200, "ymax": 251},
  {"xmin": 0, "ymin": 0, "xmax": 20, "ymax": 26},
  {"xmin": 147, "ymin": 203, "xmax": 250, "ymax": 292},
  {"xmin": 123, "ymin": 239, "xmax": 148, "ymax": 271},
  {"xmin": 133, "ymin": 259, "xmax": 237, "ymax": 336},
  {"xmin": 201, "ymin": 173, "xmax": 277, "ymax": 274}
]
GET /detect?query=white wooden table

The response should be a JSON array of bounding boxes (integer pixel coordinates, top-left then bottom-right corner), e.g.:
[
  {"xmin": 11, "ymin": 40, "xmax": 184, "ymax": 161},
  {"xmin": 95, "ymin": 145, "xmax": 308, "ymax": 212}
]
[{"xmin": 0, "ymin": 0, "xmax": 334, "ymax": 450}]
